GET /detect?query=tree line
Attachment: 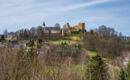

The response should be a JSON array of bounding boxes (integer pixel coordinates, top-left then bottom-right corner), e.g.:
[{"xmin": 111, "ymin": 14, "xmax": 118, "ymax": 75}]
[
  {"xmin": 83, "ymin": 25, "xmax": 129, "ymax": 58},
  {"xmin": 3, "ymin": 23, "xmax": 62, "ymax": 40},
  {"xmin": 16, "ymin": 26, "xmax": 44, "ymax": 40}
]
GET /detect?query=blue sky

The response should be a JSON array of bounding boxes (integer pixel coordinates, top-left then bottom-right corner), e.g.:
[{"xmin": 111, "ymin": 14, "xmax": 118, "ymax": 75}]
[{"xmin": 0, "ymin": 0, "xmax": 130, "ymax": 36}]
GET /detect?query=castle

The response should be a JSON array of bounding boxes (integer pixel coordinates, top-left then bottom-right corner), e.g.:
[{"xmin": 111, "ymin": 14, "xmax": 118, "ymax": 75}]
[
  {"xmin": 42, "ymin": 22, "xmax": 85, "ymax": 36},
  {"xmin": 62, "ymin": 23, "xmax": 85, "ymax": 36}
]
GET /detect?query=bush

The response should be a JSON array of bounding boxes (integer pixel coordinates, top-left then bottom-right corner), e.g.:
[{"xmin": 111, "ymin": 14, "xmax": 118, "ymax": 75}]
[
  {"xmin": 71, "ymin": 29, "xmax": 83, "ymax": 35},
  {"xmin": 71, "ymin": 31, "xmax": 79, "ymax": 35}
]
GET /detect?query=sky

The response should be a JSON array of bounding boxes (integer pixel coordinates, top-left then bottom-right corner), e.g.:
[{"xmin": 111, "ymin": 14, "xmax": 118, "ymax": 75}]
[{"xmin": 0, "ymin": 0, "xmax": 130, "ymax": 36}]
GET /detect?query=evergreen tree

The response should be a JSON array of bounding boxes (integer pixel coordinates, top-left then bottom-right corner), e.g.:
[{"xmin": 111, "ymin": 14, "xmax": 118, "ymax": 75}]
[
  {"xmin": 126, "ymin": 62, "xmax": 130, "ymax": 80},
  {"xmin": 118, "ymin": 68, "xmax": 126, "ymax": 80},
  {"xmin": 37, "ymin": 38, "xmax": 43, "ymax": 44},
  {"xmin": 128, "ymin": 40, "xmax": 130, "ymax": 44},
  {"xmin": 28, "ymin": 40, "xmax": 35, "ymax": 47},
  {"xmin": 0, "ymin": 35, "xmax": 5, "ymax": 42},
  {"xmin": 85, "ymin": 55, "xmax": 109, "ymax": 80}
]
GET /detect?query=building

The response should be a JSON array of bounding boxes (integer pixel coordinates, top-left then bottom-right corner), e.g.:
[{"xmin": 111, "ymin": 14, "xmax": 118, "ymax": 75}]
[
  {"xmin": 5, "ymin": 32, "xmax": 17, "ymax": 41},
  {"xmin": 41, "ymin": 22, "xmax": 85, "ymax": 37},
  {"xmin": 42, "ymin": 22, "xmax": 61, "ymax": 34},
  {"xmin": 11, "ymin": 40, "xmax": 20, "ymax": 48},
  {"xmin": 62, "ymin": 23, "xmax": 85, "ymax": 36},
  {"xmin": 123, "ymin": 53, "xmax": 130, "ymax": 66}
]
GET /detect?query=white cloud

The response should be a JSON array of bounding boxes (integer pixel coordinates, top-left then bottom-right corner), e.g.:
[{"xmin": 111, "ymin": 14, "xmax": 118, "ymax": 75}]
[{"xmin": 53, "ymin": 0, "xmax": 113, "ymax": 12}]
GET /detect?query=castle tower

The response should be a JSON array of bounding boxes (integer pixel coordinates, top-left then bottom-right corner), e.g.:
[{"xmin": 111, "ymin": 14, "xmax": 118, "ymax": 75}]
[
  {"xmin": 78, "ymin": 23, "xmax": 85, "ymax": 31},
  {"xmin": 66, "ymin": 23, "xmax": 71, "ymax": 34},
  {"xmin": 66, "ymin": 23, "xmax": 70, "ymax": 29},
  {"xmin": 62, "ymin": 30, "xmax": 65, "ymax": 37}
]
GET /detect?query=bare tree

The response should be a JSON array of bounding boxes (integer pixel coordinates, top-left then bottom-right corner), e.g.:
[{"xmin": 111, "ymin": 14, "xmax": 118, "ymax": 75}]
[{"xmin": 4, "ymin": 29, "xmax": 8, "ymax": 38}]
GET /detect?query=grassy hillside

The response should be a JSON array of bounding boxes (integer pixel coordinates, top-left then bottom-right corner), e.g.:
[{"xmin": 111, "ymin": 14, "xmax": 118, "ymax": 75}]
[{"xmin": 48, "ymin": 39, "xmax": 79, "ymax": 45}]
